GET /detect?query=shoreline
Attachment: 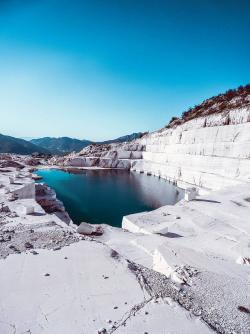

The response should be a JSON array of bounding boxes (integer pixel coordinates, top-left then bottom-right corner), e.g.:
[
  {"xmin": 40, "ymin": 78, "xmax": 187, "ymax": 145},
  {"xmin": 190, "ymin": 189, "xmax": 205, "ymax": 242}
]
[
  {"xmin": 37, "ymin": 165, "xmax": 126, "ymax": 171},
  {"xmin": 34, "ymin": 165, "xmax": 185, "ymax": 227},
  {"xmin": 36, "ymin": 164, "xmax": 202, "ymax": 194},
  {"xmin": 1, "ymin": 155, "xmax": 249, "ymax": 333}
]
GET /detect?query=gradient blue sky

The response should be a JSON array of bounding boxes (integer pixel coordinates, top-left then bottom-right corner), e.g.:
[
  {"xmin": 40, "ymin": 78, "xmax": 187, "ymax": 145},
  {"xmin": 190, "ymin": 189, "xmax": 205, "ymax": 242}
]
[{"xmin": 0, "ymin": 0, "xmax": 249, "ymax": 140}]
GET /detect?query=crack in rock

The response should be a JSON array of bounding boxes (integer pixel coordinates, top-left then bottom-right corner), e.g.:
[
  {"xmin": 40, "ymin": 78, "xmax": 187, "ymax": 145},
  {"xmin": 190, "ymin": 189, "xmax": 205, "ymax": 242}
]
[{"xmin": 108, "ymin": 297, "xmax": 153, "ymax": 333}]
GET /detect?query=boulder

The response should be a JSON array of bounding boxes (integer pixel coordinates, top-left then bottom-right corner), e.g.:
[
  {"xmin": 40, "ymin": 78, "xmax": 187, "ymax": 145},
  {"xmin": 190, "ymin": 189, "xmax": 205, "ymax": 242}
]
[
  {"xmin": 184, "ymin": 187, "xmax": 198, "ymax": 201},
  {"xmin": 77, "ymin": 222, "xmax": 103, "ymax": 236},
  {"xmin": 25, "ymin": 158, "xmax": 40, "ymax": 166},
  {"xmin": 16, "ymin": 204, "xmax": 34, "ymax": 216},
  {"xmin": 0, "ymin": 203, "xmax": 10, "ymax": 213},
  {"xmin": 31, "ymin": 173, "xmax": 43, "ymax": 180},
  {"xmin": 8, "ymin": 176, "xmax": 16, "ymax": 184},
  {"xmin": 77, "ymin": 222, "xmax": 95, "ymax": 235}
]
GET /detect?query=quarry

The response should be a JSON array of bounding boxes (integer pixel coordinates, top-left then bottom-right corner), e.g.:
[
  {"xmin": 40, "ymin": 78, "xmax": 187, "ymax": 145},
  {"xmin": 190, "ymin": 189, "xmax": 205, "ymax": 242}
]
[{"xmin": 0, "ymin": 87, "xmax": 250, "ymax": 334}]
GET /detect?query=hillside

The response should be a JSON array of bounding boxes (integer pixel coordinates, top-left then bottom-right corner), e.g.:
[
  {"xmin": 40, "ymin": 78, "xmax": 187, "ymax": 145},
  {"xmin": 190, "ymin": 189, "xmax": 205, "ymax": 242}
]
[
  {"xmin": 31, "ymin": 133, "xmax": 144, "ymax": 154},
  {"xmin": 0, "ymin": 134, "xmax": 50, "ymax": 155},
  {"xmin": 31, "ymin": 137, "xmax": 92, "ymax": 155},
  {"xmin": 99, "ymin": 132, "xmax": 145, "ymax": 144},
  {"xmin": 166, "ymin": 84, "xmax": 250, "ymax": 128}
]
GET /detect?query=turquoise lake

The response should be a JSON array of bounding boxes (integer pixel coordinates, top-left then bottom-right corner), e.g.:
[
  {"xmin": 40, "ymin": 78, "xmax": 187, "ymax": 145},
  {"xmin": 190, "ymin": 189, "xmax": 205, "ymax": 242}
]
[{"xmin": 36, "ymin": 169, "xmax": 184, "ymax": 227}]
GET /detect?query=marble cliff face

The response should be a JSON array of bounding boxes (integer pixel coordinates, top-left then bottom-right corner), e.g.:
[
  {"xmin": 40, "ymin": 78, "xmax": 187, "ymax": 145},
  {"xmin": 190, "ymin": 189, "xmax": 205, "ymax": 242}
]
[
  {"xmin": 51, "ymin": 86, "xmax": 250, "ymax": 192},
  {"xmin": 135, "ymin": 103, "xmax": 250, "ymax": 191}
]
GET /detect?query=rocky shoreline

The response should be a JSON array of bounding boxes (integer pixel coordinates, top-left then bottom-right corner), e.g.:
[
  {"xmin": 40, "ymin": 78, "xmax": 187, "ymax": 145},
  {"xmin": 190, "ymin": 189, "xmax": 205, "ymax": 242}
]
[{"xmin": 0, "ymin": 153, "xmax": 249, "ymax": 333}]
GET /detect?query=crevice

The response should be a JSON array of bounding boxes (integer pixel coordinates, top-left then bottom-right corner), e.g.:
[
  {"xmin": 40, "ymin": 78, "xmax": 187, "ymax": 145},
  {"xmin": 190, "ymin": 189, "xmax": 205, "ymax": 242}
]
[{"xmin": 108, "ymin": 297, "xmax": 153, "ymax": 333}]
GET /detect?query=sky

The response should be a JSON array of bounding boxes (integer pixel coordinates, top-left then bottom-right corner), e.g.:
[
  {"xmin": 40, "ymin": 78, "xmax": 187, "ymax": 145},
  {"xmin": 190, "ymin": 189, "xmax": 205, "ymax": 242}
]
[{"xmin": 0, "ymin": 0, "xmax": 249, "ymax": 141}]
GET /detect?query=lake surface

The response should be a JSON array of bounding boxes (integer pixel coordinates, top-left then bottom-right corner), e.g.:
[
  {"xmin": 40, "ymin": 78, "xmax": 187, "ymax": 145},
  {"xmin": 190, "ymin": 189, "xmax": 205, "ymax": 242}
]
[{"xmin": 36, "ymin": 169, "xmax": 184, "ymax": 227}]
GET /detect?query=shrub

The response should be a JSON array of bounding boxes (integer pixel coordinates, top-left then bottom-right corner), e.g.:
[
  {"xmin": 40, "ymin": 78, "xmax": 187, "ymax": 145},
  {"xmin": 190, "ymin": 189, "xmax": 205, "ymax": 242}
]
[{"xmin": 169, "ymin": 116, "xmax": 178, "ymax": 123}]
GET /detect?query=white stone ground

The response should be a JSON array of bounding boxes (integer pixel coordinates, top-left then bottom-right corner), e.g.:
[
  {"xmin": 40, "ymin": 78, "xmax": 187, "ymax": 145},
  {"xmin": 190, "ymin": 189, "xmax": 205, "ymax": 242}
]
[
  {"xmin": 98, "ymin": 184, "xmax": 250, "ymax": 333},
  {"xmin": 0, "ymin": 155, "xmax": 249, "ymax": 333},
  {"xmin": 0, "ymin": 242, "xmax": 214, "ymax": 334}
]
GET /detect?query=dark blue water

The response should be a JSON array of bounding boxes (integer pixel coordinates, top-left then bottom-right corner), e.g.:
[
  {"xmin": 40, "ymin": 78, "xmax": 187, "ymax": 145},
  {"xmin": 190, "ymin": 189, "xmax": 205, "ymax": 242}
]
[{"xmin": 36, "ymin": 169, "xmax": 184, "ymax": 227}]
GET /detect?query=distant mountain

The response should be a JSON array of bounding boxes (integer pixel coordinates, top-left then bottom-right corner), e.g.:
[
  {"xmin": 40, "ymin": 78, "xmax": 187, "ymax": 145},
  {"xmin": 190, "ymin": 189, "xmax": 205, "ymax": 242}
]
[
  {"xmin": 30, "ymin": 133, "xmax": 144, "ymax": 155},
  {"xmin": 99, "ymin": 132, "xmax": 145, "ymax": 145},
  {"xmin": 31, "ymin": 137, "xmax": 93, "ymax": 154},
  {"xmin": 0, "ymin": 134, "xmax": 50, "ymax": 155},
  {"xmin": 20, "ymin": 137, "xmax": 36, "ymax": 141}
]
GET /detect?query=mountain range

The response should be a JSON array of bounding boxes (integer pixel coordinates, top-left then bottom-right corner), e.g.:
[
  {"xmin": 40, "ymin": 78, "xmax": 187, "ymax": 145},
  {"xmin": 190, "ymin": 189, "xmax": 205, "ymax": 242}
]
[
  {"xmin": 30, "ymin": 133, "xmax": 144, "ymax": 154},
  {"xmin": 30, "ymin": 137, "xmax": 92, "ymax": 155},
  {"xmin": 0, "ymin": 134, "xmax": 50, "ymax": 155},
  {"xmin": 0, "ymin": 132, "xmax": 144, "ymax": 155}
]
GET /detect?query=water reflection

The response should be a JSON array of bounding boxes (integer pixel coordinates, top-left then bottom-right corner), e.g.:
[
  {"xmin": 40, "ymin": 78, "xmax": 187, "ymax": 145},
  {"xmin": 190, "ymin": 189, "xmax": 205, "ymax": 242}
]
[
  {"xmin": 36, "ymin": 169, "xmax": 184, "ymax": 227},
  {"xmin": 129, "ymin": 172, "xmax": 181, "ymax": 208}
]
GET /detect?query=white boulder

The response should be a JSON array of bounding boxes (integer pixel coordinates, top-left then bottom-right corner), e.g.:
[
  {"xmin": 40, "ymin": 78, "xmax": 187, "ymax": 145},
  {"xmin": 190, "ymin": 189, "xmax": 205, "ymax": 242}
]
[
  {"xmin": 184, "ymin": 187, "xmax": 197, "ymax": 201},
  {"xmin": 8, "ymin": 176, "xmax": 16, "ymax": 184},
  {"xmin": 77, "ymin": 222, "xmax": 104, "ymax": 235},
  {"xmin": 15, "ymin": 204, "xmax": 34, "ymax": 216}
]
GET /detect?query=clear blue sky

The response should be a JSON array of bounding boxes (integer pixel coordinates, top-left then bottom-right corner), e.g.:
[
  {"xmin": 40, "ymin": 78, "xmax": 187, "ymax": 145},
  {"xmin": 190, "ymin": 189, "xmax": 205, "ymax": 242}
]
[{"xmin": 0, "ymin": 0, "xmax": 249, "ymax": 141}]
